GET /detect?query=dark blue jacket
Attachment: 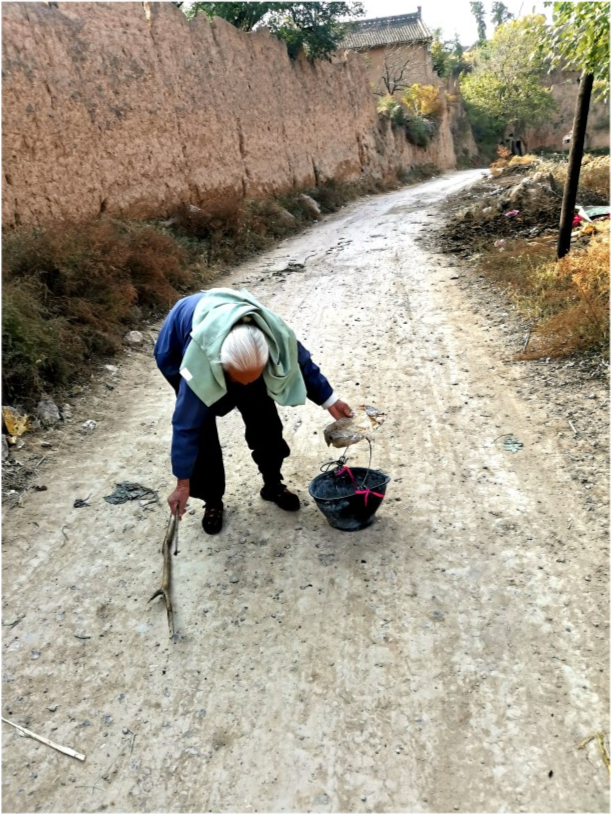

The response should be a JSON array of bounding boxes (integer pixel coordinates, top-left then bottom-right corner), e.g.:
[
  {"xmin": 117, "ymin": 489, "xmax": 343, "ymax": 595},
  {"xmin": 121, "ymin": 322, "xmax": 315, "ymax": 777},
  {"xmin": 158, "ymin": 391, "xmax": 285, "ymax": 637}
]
[{"xmin": 154, "ymin": 292, "xmax": 334, "ymax": 479}]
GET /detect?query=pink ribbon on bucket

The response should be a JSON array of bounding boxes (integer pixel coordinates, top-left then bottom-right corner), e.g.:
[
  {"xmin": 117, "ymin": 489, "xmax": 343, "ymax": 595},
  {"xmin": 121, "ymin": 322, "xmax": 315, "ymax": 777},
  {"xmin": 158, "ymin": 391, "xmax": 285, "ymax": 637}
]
[
  {"xmin": 334, "ymin": 466, "xmax": 355, "ymax": 483},
  {"xmin": 335, "ymin": 467, "xmax": 384, "ymax": 505},
  {"xmin": 355, "ymin": 488, "xmax": 385, "ymax": 506}
]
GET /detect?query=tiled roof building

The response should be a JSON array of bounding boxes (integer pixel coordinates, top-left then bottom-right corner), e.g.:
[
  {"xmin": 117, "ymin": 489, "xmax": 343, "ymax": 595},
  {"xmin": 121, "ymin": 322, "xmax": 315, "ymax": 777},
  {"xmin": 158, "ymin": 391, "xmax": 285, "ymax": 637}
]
[{"xmin": 342, "ymin": 9, "xmax": 433, "ymax": 50}]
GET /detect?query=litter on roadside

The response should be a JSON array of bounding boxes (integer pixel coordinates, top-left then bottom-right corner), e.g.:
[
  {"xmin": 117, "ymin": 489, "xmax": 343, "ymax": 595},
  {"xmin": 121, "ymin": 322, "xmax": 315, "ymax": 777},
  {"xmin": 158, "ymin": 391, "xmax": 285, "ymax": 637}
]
[
  {"xmin": 503, "ymin": 436, "xmax": 524, "ymax": 453},
  {"xmin": 1, "ymin": 717, "xmax": 85, "ymax": 762},
  {"xmin": 104, "ymin": 482, "xmax": 159, "ymax": 505},
  {"xmin": 577, "ymin": 205, "xmax": 611, "ymax": 222},
  {"xmin": 2, "ymin": 407, "xmax": 32, "ymax": 444}
]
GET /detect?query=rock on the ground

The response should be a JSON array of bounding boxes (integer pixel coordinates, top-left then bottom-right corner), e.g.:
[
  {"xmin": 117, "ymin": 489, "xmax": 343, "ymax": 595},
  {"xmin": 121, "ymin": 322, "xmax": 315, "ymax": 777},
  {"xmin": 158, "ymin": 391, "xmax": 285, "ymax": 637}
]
[
  {"xmin": 2, "ymin": 434, "xmax": 9, "ymax": 462},
  {"xmin": 276, "ymin": 207, "xmax": 297, "ymax": 227},
  {"xmin": 61, "ymin": 404, "xmax": 73, "ymax": 420},
  {"xmin": 124, "ymin": 331, "xmax": 144, "ymax": 346},
  {"xmin": 37, "ymin": 399, "xmax": 61, "ymax": 427},
  {"xmin": 81, "ymin": 420, "xmax": 97, "ymax": 433},
  {"xmin": 297, "ymin": 194, "xmax": 321, "ymax": 218}
]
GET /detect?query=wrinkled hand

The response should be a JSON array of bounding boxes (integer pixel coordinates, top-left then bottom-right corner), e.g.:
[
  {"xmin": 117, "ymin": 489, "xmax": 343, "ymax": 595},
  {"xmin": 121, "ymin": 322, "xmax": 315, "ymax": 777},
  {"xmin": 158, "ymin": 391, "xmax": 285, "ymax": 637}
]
[
  {"xmin": 328, "ymin": 400, "xmax": 354, "ymax": 420},
  {"xmin": 168, "ymin": 481, "xmax": 189, "ymax": 520}
]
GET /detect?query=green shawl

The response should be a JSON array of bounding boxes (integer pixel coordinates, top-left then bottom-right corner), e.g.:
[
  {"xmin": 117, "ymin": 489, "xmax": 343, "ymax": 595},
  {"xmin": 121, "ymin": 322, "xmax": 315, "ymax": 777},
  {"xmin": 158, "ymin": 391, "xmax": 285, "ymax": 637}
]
[{"xmin": 180, "ymin": 288, "xmax": 306, "ymax": 407}]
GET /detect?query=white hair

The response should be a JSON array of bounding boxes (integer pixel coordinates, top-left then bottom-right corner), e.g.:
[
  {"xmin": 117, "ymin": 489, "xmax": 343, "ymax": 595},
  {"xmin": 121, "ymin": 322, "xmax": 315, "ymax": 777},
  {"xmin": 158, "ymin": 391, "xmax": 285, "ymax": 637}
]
[{"xmin": 220, "ymin": 324, "xmax": 269, "ymax": 373}]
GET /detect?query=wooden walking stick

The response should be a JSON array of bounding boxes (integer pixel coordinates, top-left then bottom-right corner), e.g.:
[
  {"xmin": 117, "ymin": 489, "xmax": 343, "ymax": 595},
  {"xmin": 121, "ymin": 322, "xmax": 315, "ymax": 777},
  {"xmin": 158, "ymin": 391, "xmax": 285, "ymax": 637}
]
[{"xmin": 149, "ymin": 509, "xmax": 179, "ymax": 637}]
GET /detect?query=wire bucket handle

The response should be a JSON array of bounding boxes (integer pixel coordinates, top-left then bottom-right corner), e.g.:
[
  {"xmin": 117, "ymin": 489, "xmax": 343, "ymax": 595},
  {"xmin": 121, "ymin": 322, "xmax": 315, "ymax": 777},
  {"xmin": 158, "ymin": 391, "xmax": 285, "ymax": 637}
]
[{"xmin": 319, "ymin": 439, "xmax": 375, "ymax": 490}]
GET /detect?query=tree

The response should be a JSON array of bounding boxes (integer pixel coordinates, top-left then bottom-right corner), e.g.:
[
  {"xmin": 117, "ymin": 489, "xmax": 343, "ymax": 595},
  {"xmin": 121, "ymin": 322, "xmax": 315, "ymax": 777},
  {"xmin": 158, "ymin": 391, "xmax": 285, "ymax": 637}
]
[
  {"xmin": 491, "ymin": 2, "xmax": 513, "ymax": 29},
  {"xmin": 470, "ymin": 1, "xmax": 487, "ymax": 44},
  {"xmin": 431, "ymin": 29, "xmax": 467, "ymax": 79},
  {"xmin": 431, "ymin": 29, "xmax": 450, "ymax": 78},
  {"xmin": 460, "ymin": 16, "xmax": 556, "ymax": 134},
  {"xmin": 452, "ymin": 35, "xmax": 465, "ymax": 61},
  {"xmin": 376, "ymin": 45, "xmax": 415, "ymax": 96},
  {"xmin": 186, "ymin": 3, "xmax": 272, "ymax": 30},
  {"xmin": 544, "ymin": 1, "xmax": 610, "ymax": 101},
  {"xmin": 536, "ymin": 2, "xmax": 610, "ymax": 257},
  {"xmin": 273, "ymin": 3, "xmax": 365, "ymax": 61},
  {"xmin": 187, "ymin": 2, "xmax": 365, "ymax": 61}
]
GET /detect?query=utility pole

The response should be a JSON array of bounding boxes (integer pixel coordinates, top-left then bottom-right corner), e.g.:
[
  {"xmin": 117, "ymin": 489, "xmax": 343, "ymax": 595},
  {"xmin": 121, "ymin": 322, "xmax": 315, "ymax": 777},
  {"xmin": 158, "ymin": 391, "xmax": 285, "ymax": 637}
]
[{"xmin": 557, "ymin": 72, "xmax": 594, "ymax": 259}]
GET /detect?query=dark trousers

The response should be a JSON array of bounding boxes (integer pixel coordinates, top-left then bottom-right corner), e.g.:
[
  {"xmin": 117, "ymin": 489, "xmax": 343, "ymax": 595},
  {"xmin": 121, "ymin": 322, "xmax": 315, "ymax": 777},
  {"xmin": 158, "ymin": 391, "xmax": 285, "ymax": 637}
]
[{"xmin": 189, "ymin": 377, "xmax": 290, "ymax": 505}]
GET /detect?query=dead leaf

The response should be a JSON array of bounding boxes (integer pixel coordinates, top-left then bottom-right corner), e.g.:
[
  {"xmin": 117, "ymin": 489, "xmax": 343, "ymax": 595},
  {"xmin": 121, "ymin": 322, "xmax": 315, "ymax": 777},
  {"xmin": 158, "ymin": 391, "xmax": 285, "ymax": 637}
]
[{"xmin": 2, "ymin": 407, "xmax": 32, "ymax": 439}]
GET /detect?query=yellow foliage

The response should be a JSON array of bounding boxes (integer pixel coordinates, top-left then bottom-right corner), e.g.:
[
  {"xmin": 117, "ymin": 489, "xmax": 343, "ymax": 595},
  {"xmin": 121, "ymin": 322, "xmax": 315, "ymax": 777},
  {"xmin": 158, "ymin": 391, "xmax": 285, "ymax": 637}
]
[{"xmin": 402, "ymin": 84, "xmax": 443, "ymax": 119}]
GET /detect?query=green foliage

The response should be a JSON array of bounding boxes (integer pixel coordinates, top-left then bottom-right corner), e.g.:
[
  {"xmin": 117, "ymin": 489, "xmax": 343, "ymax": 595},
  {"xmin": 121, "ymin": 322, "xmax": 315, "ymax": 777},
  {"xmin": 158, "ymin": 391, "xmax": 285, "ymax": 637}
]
[
  {"xmin": 431, "ymin": 30, "xmax": 468, "ymax": 78},
  {"xmin": 470, "ymin": 1, "xmax": 487, "ymax": 44},
  {"xmin": 186, "ymin": 2, "xmax": 271, "ymax": 29},
  {"xmin": 377, "ymin": 95, "xmax": 435, "ymax": 147},
  {"xmin": 189, "ymin": 2, "xmax": 365, "ymax": 61},
  {"xmin": 431, "ymin": 33, "xmax": 449, "ymax": 78},
  {"xmin": 543, "ymin": 1, "xmax": 610, "ymax": 100},
  {"xmin": 491, "ymin": 2, "xmax": 513, "ymax": 28},
  {"xmin": 376, "ymin": 96, "xmax": 408, "ymax": 126},
  {"xmin": 460, "ymin": 16, "xmax": 557, "ymax": 132},
  {"xmin": 389, "ymin": 104, "xmax": 406, "ymax": 125},
  {"xmin": 431, "ymin": 28, "xmax": 467, "ymax": 79},
  {"xmin": 266, "ymin": 0, "xmax": 364, "ymax": 61},
  {"xmin": 377, "ymin": 95, "xmax": 400, "ymax": 116},
  {"xmin": 404, "ymin": 114, "xmax": 431, "ymax": 148}
]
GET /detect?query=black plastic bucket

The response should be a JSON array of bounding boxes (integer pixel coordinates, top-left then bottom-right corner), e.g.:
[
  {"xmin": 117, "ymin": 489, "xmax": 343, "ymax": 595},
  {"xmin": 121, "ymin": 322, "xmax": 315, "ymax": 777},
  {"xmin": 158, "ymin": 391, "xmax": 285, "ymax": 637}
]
[{"xmin": 308, "ymin": 467, "xmax": 390, "ymax": 532}]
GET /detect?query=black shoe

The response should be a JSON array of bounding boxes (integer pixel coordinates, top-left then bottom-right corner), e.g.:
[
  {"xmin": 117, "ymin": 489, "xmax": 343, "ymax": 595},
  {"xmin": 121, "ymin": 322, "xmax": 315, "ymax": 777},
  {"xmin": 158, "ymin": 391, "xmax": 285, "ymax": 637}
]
[
  {"xmin": 260, "ymin": 484, "xmax": 300, "ymax": 511},
  {"xmin": 202, "ymin": 503, "xmax": 223, "ymax": 534}
]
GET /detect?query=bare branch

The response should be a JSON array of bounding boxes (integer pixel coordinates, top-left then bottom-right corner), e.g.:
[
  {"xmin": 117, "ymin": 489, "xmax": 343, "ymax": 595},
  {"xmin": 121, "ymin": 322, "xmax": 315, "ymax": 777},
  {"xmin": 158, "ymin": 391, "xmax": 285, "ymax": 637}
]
[{"xmin": 375, "ymin": 44, "xmax": 416, "ymax": 96}]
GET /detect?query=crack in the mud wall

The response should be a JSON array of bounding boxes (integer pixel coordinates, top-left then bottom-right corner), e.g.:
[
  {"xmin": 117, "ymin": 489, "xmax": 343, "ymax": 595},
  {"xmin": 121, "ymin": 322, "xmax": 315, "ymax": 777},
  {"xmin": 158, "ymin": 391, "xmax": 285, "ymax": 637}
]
[{"xmin": 2, "ymin": 1, "xmax": 456, "ymax": 228}]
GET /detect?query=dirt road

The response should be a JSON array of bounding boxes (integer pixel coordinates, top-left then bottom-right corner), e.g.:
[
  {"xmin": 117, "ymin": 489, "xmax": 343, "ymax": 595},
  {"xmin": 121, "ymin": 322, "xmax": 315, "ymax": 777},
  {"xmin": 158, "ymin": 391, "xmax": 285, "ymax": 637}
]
[{"xmin": 2, "ymin": 171, "xmax": 608, "ymax": 813}]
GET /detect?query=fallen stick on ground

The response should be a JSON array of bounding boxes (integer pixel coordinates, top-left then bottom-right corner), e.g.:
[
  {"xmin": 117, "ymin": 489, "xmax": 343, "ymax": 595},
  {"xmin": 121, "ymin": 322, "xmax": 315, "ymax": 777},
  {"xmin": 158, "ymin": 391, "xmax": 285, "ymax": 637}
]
[
  {"xmin": 2, "ymin": 717, "xmax": 85, "ymax": 761},
  {"xmin": 149, "ymin": 510, "xmax": 179, "ymax": 638},
  {"xmin": 578, "ymin": 733, "xmax": 610, "ymax": 776}
]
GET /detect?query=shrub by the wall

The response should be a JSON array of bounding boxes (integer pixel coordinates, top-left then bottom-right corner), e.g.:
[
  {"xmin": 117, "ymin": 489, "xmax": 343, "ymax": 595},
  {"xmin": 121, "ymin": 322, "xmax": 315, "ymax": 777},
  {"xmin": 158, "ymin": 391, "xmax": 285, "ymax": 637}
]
[{"xmin": 2, "ymin": 219, "xmax": 195, "ymax": 406}]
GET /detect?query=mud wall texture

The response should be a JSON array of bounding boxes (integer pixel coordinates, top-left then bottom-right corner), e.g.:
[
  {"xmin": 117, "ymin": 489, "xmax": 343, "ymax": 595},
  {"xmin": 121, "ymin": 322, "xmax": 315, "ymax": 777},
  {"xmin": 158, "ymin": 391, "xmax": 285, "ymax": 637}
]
[
  {"xmin": 525, "ymin": 71, "xmax": 610, "ymax": 152},
  {"xmin": 2, "ymin": 2, "xmax": 456, "ymax": 228}
]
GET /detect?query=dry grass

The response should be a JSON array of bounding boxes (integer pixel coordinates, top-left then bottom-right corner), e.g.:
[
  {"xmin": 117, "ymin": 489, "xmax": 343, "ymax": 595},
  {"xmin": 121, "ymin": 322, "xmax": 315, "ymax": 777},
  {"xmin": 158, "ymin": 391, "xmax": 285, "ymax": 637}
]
[
  {"xmin": 490, "ymin": 153, "xmax": 610, "ymax": 200},
  {"xmin": 490, "ymin": 152, "xmax": 540, "ymax": 176},
  {"xmin": 537, "ymin": 154, "xmax": 610, "ymax": 199},
  {"xmin": 480, "ymin": 224, "xmax": 609, "ymax": 358},
  {"xmin": 2, "ymin": 219, "xmax": 196, "ymax": 406}
]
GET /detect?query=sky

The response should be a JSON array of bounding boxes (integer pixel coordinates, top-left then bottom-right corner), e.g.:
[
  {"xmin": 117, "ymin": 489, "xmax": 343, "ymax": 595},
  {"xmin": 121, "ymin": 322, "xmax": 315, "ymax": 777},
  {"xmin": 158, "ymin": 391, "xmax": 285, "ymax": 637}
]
[{"xmin": 358, "ymin": 0, "xmax": 553, "ymax": 46}]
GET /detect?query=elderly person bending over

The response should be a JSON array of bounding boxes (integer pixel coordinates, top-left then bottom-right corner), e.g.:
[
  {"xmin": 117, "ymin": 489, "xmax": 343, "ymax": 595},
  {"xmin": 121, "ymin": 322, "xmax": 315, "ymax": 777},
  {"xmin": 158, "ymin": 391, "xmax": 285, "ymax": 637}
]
[{"xmin": 154, "ymin": 288, "xmax": 352, "ymax": 534}]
